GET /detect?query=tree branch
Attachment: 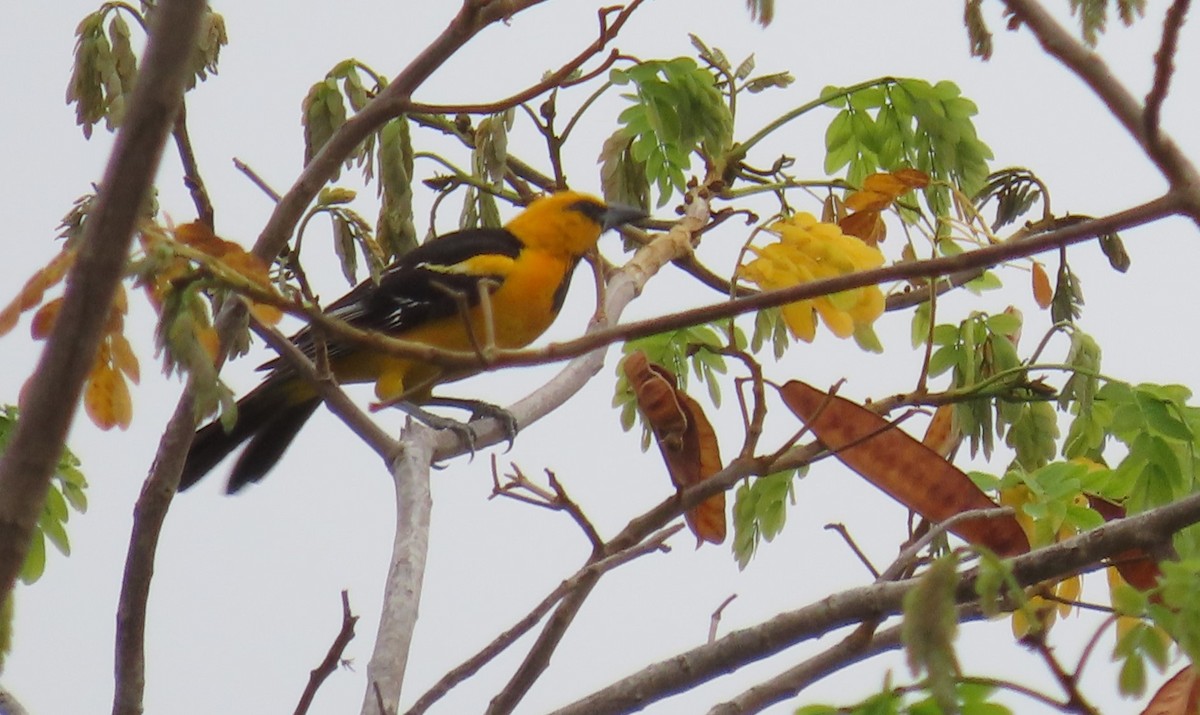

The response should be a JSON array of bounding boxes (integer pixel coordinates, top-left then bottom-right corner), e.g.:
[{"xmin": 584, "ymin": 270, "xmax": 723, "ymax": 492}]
[
  {"xmin": 360, "ymin": 424, "xmax": 435, "ymax": 715},
  {"xmin": 550, "ymin": 490, "xmax": 1200, "ymax": 713},
  {"xmin": 295, "ymin": 591, "xmax": 359, "ymax": 715},
  {"xmin": 1145, "ymin": 0, "xmax": 1191, "ymax": 144},
  {"xmin": 0, "ymin": 0, "xmax": 205, "ymax": 629},
  {"xmin": 1001, "ymin": 0, "xmax": 1200, "ymax": 223},
  {"xmin": 405, "ymin": 524, "xmax": 682, "ymax": 715}
]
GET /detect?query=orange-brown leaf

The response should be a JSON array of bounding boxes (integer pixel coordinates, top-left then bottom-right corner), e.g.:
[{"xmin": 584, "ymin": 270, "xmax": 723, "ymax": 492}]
[
  {"xmin": 84, "ymin": 361, "xmax": 133, "ymax": 431},
  {"xmin": 196, "ymin": 326, "xmax": 221, "ymax": 365},
  {"xmin": 109, "ymin": 333, "xmax": 141, "ymax": 383},
  {"xmin": 892, "ymin": 168, "xmax": 930, "ymax": 189},
  {"xmin": 921, "ymin": 404, "xmax": 961, "ymax": 459},
  {"xmin": 1031, "ymin": 261, "xmax": 1053, "ymax": 309},
  {"xmin": 838, "ymin": 210, "xmax": 886, "ymax": 245},
  {"xmin": 1141, "ymin": 665, "xmax": 1200, "ymax": 715},
  {"xmin": 1088, "ymin": 495, "xmax": 1162, "ymax": 590},
  {"xmin": 30, "ymin": 297, "xmax": 64, "ymax": 339},
  {"xmin": 843, "ymin": 189, "xmax": 894, "ymax": 213},
  {"xmin": 624, "ymin": 352, "xmax": 688, "ymax": 450},
  {"xmin": 677, "ymin": 391, "xmax": 726, "ymax": 545},
  {"xmin": 862, "ymin": 172, "xmax": 914, "ymax": 198},
  {"xmin": 779, "ymin": 380, "xmax": 1029, "ymax": 556},
  {"xmin": 0, "ymin": 252, "xmax": 75, "ymax": 337},
  {"xmin": 248, "ymin": 301, "xmax": 284, "ymax": 326},
  {"xmin": 624, "ymin": 351, "xmax": 726, "ymax": 545}
]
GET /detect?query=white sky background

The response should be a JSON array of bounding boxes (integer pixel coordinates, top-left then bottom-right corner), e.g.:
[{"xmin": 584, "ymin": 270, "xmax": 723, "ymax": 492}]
[{"xmin": 1, "ymin": 1, "xmax": 1198, "ymax": 714}]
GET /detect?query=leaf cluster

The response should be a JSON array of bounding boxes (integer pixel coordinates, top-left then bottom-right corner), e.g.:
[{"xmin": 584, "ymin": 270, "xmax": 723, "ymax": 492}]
[
  {"xmin": 610, "ymin": 58, "xmax": 734, "ymax": 206},
  {"xmin": 66, "ymin": 4, "xmax": 225, "ymax": 138},
  {"xmin": 823, "ymin": 79, "xmax": 993, "ymax": 221}
]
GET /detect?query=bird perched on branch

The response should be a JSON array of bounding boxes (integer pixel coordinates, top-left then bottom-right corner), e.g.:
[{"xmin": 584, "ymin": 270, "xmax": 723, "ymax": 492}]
[{"xmin": 180, "ymin": 191, "xmax": 646, "ymax": 493}]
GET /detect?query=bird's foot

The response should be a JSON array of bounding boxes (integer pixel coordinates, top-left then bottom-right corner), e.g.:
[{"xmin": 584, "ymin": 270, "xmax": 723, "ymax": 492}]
[{"xmin": 423, "ymin": 396, "xmax": 519, "ymax": 452}]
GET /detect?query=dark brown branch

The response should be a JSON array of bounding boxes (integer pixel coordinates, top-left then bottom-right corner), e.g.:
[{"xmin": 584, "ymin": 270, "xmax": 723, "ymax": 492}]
[
  {"xmin": 1145, "ymin": 0, "xmax": 1192, "ymax": 144},
  {"xmin": 250, "ymin": 0, "xmax": 551, "ymax": 264},
  {"xmin": 550, "ymin": 490, "xmax": 1200, "ymax": 714},
  {"xmin": 406, "ymin": 2, "xmax": 640, "ymax": 115},
  {"xmin": 0, "ymin": 1, "xmax": 208, "ymax": 709},
  {"xmin": 1001, "ymin": 0, "xmax": 1200, "ymax": 223},
  {"xmin": 114, "ymin": 395, "xmax": 197, "ymax": 715},
  {"xmin": 295, "ymin": 591, "xmax": 359, "ymax": 715},
  {"xmin": 171, "ymin": 102, "xmax": 215, "ymax": 226}
]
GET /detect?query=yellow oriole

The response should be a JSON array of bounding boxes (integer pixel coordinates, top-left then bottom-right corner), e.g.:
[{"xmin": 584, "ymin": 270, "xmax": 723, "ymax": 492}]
[{"xmin": 180, "ymin": 191, "xmax": 645, "ymax": 493}]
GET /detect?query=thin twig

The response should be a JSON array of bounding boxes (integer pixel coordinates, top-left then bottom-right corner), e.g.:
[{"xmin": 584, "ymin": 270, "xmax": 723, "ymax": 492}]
[
  {"xmin": 232, "ymin": 157, "xmax": 283, "ymax": 202},
  {"xmin": 405, "ymin": 2, "xmax": 640, "ymax": 116},
  {"xmin": 1001, "ymin": 0, "xmax": 1200, "ymax": 223},
  {"xmin": 294, "ymin": 591, "xmax": 359, "ymax": 715},
  {"xmin": 824, "ymin": 523, "xmax": 880, "ymax": 579},
  {"xmin": 1023, "ymin": 628, "xmax": 1100, "ymax": 714},
  {"xmin": 1144, "ymin": 0, "xmax": 1192, "ymax": 144},
  {"xmin": 171, "ymin": 103, "xmax": 215, "ymax": 226},
  {"xmin": 708, "ymin": 594, "xmax": 738, "ymax": 644},
  {"xmin": 404, "ymin": 524, "xmax": 683, "ymax": 715}
]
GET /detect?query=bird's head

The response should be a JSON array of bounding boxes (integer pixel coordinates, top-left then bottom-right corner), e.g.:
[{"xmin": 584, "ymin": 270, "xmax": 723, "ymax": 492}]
[{"xmin": 504, "ymin": 190, "xmax": 647, "ymax": 258}]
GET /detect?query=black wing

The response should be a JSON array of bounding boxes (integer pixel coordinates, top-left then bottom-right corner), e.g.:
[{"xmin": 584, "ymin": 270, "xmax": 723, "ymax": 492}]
[{"xmin": 261, "ymin": 227, "xmax": 523, "ymax": 371}]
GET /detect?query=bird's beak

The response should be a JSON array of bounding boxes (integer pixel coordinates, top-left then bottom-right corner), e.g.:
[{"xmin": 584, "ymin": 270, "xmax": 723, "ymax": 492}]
[{"xmin": 602, "ymin": 204, "xmax": 648, "ymax": 232}]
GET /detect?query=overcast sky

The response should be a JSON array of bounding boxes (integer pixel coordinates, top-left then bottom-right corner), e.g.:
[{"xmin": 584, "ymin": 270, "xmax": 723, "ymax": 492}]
[{"xmin": 2, "ymin": 1, "xmax": 1199, "ymax": 714}]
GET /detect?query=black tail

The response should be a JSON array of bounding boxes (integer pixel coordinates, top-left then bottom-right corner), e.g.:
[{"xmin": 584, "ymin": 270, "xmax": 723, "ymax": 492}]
[{"xmin": 179, "ymin": 381, "xmax": 320, "ymax": 494}]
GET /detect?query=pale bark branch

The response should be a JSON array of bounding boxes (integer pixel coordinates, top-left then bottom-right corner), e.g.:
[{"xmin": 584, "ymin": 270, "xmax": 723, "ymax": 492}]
[
  {"xmin": 550, "ymin": 490, "xmax": 1200, "ymax": 714},
  {"xmin": 361, "ymin": 425, "xmax": 435, "ymax": 715}
]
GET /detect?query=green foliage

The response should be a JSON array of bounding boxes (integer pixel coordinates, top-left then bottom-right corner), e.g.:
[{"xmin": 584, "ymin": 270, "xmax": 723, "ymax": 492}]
[
  {"xmin": 459, "ymin": 110, "xmax": 513, "ymax": 231},
  {"xmin": 301, "ymin": 60, "xmax": 389, "ymax": 177},
  {"xmin": 1000, "ymin": 462, "xmax": 1105, "ymax": 547},
  {"xmin": 1004, "ymin": 400, "xmax": 1059, "ymax": 471},
  {"xmin": 614, "ymin": 325, "xmax": 736, "ymax": 448},
  {"xmin": 973, "ymin": 169, "xmax": 1045, "ymax": 231},
  {"xmin": 185, "ymin": 7, "xmax": 227, "ymax": 91},
  {"xmin": 1096, "ymin": 382, "xmax": 1200, "ymax": 513},
  {"xmin": 799, "ymin": 680, "xmax": 1013, "ymax": 715},
  {"xmin": 598, "ymin": 130, "xmax": 650, "ymax": 212},
  {"xmin": 927, "ymin": 312, "xmax": 1025, "ymax": 460},
  {"xmin": 67, "ymin": 6, "xmax": 141, "ymax": 138},
  {"xmin": 1050, "ymin": 261, "xmax": 1084, "ymax": 325},
  {"xmin": 307, "ymin": 187, "xmax": 383, "ymax": 286},
  {"xmin": 1098, "ymin": 231, "xmax": 1131, "ymax": 272},
  {"xmin": 136, "ymin": 251, "xmax": 235, "ymax": 423},
  {"xmin": 1069, "ymin": 0, "xmax": 1147, "ymax": 46},
  {"xmin": 963, "ymin": 0, "xmax": 993, "ymax": 60},
  {"xmin": 903, "ymin": 553, "xmax": 960, "ymax": 713},
  {"xmin": 731, "ymin": 468, "xmax": 801, "ymax": 569},
  {"xmin": 742, "ymin": 0, "xmax": 774, "ymax": 26},
  {"xmin": 0, "ymin": 406, "xmax": 89, "ymax": 586},
  {"xmin": 611, "ymin": 58, "xmax": 734, "ymax": 206},
  {"xmin": 67, "ymin": 5, "xmax": 225, "ymax": 138},
  {"xmin": 822, "ymin": 78, "xmax": 993, "ymax": 221},
  {"xmin": 972, "ymin": 548, "xmax": 1027, "ymax": 619},
  {"xmin": 376, "ymin": 117, "xmax": 418, "ymax": 258},
  {"xmin": 750, "ymin": 307, "xmax": 790, "ymax": 359}
]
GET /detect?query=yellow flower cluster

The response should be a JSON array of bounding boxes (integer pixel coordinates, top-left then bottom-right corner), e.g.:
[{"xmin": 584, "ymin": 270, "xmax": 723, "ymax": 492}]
[{"xmin": 740, "ymin": 212, "xmax": 885, "ymax": 342}]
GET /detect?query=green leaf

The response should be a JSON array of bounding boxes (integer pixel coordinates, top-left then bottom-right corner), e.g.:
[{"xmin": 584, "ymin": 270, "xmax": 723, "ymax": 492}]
[
  {"xmin": 732, "ymin": 470, "xmax": 799, "ymax": 569},
  {"xmin": 612, "ymin": 58, "xmax": 733, "ymax": 206},
  {"xmin": 19, "ymin": 532, "xmax": 45, "ymax": 584},
  {"xmin": 377, "ymin": 117, "xmax": 417, "ymax": 258},
  {"xmin": 903, "ymin": 552, "xmax": 961, "ymax": 713}
]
